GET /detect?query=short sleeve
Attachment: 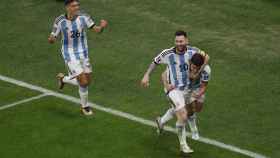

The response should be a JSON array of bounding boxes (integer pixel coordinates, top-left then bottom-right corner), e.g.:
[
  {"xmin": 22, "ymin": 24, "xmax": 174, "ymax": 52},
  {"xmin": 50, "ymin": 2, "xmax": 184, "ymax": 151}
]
[
  {"xmin": 51, "ymin": 22, "xmax": 61, "ymax": 37},
  {"xmin": 85, "ymin": 15, "xmax": 95, "ymax": 28},
  {"xmin": 153, "ymin": 49, "xmax": 170, "ymax": 64},
  {"xmin": 198, "ymin": 50, "xmax": 206, "ymax": 57},
  {"xmin": 187, "ymin": 46, "xmax": 201, "ymax": 59},
  {"xmin": 201, "ymin": 65, "xmax": 211, "ymax": 82}
]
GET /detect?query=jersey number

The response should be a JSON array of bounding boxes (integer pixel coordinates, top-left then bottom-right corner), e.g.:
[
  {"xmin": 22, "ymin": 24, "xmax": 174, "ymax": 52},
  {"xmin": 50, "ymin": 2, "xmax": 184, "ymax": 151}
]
[
  {"xmin": 70, "ymin": 30, "xmax": 81, "ymax": 38},
  {"xmin": 179, "ymin": 64, "xmax": 188, "ymax": 72}
]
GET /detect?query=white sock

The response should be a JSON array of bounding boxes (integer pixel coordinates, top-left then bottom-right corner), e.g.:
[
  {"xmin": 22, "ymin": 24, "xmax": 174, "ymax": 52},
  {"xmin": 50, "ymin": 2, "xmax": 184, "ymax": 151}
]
[
  {"xmin": 188, "ymin": 113, "xmax": 198, "ymax": 133},
  {"xmin": 160, "ymin": 108, "xmax": 175, "ymax": 125},
  {"xmin": 63, "ymin": 76, "xmax": 78, "ymax": 86},
  {"xmin": 176, "ymin": 121, "xmax": 187, "ymax": 146},
  {"xmin": 79, "ymin": 86, "xmax": 88, "ymax": 108}
]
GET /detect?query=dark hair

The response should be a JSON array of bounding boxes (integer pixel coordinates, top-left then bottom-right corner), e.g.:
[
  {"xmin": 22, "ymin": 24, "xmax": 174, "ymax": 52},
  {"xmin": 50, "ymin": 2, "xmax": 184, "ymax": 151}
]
[
  {"xmin": 65, "ymin": 0, "xmax": 79, "ymax": 6},
  {"xmin": 175, "ymin": 30, "xmax": 187, "ymax": 37},
  {"xmin": 191, "ymin": 53, "xmax": 204, "ymax": 67}
]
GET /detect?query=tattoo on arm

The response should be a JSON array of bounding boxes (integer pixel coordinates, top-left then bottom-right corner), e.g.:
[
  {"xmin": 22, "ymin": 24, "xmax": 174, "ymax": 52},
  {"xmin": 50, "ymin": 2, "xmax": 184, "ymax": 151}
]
[{"xmin": 145, "ymin": 62, "xmax": 157, "ymax": 76}]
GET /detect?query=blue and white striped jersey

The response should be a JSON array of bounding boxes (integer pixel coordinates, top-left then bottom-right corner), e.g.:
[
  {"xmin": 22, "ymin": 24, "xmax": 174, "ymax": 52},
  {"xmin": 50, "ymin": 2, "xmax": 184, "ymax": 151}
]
[
  {"xmin": 190, "ymin": 65, "xmax": 211, "ymax": 89},
  {"xmin": 154, "ymin": 47, "xmax": 191, "ymax": 88},
  {"xmin": 155, "ymin": 46, "xmax": 204, "ymax": 88},
  {"xmin": 50, "ymin": 12, "xmax": 95, "ymax": 62}
]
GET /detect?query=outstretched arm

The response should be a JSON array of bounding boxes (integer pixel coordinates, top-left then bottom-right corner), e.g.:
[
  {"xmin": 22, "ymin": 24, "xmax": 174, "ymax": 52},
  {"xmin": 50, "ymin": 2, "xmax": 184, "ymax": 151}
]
[{"xmin": 141, "ymin": 62, "xmax": 157, "ymax": 88}]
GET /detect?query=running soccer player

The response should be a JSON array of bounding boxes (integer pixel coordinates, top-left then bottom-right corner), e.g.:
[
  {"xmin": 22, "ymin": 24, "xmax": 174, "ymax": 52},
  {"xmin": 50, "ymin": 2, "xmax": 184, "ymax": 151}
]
[
  {"xmin": 48, "ymin": 0, "xmax": 108, "ymax": 115},
  {"xmin": 157, "ymin": 53, "xmax": 211, "ymax": 140},
  {"xmin": 141, "ymin": 30, "xmax": 194, "ymax": 154}
]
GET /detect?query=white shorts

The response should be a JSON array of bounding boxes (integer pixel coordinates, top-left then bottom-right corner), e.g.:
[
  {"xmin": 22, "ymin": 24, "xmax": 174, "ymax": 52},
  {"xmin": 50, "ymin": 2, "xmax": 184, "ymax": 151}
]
[
  {"xmin": 185, "ymin": 88, "xmax": 205, "ymax": 104},
  {"xmin": 167, "ymin": 89, "xmax": 189, "ymax": 112},
  {"xmin": 66, "ymin": 58, "xmax": 92, "ymax": 78}
]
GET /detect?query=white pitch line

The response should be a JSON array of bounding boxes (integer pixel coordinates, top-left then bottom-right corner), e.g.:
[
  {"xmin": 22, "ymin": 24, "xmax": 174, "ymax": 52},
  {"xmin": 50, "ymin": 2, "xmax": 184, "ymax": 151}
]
[
  {"xmin": 0, "ymin": 74, "xmax": 268, "ymax": 158},
  {"xmin": 0, "ymin": 93, "xmax": 49, "ymax": 111}
]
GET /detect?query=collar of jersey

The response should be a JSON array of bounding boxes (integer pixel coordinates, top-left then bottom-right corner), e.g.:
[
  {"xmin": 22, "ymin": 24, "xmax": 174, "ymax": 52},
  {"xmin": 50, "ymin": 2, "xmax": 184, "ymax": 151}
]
[{"xmin": 65, "ymin": 13, "xmax": 78, "ymax": 21}]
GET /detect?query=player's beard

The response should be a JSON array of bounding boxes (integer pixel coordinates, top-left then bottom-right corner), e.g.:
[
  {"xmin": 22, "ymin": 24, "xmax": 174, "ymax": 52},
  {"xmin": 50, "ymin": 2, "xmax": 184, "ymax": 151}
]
[{"xmin": 176, "ymin": 45, "xmax": 187, "ymax": 53}]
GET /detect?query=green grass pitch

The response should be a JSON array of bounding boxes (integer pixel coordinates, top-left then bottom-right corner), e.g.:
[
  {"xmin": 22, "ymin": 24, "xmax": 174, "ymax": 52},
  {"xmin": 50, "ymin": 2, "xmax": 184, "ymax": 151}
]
[{"xmin": 0, "ymin": 0, "xmax": 280, "ymax": 157}]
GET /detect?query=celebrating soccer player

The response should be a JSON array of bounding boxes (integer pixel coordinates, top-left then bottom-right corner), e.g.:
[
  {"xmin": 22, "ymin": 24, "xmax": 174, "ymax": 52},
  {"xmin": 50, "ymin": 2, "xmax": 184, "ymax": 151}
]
[
  {"xmin": 48, "ymin": 0, "xmax": 108, "ymax": 115},
  {"xmin": 158, "ymin": 53, "xmax": 211, "ymax": 140},
  {"xmin": 141, "ymin": 31, "xmax": 195, "ymax": 154}
]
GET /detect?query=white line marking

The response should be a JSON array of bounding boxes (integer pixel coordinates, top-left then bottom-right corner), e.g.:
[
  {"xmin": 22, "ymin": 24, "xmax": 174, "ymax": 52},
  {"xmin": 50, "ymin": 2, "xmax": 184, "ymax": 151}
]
[
  {"xmin": 0, "ymin": 74, "xmax": 268, "ymax": 158},
  {"xmin": 0, "ymin": 93, "xmax": 49, "ymax": 111}
]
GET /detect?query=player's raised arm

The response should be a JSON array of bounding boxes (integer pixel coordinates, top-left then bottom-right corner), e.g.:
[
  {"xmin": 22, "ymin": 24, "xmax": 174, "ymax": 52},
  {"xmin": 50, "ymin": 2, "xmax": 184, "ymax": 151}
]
[{"xmin": 81, "ymin": 12, "xmax": 108, "ymax": 33}]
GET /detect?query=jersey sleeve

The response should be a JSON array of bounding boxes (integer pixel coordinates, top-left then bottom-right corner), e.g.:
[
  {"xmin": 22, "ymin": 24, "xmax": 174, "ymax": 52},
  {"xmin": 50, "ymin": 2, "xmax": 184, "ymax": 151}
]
[
  {"xmin": 50, "ymin": 21, "xmax": 61, "ymax": 37},
  {"xmin": 85, "ymin": 14, "xmax": 95, "ymax": 29},
  {"xmin": 189, "ymin": 46, "xmax": 207, "ymax": 57},
  {"xmin": 201, "ymin": 65, "xmax": 211, "ymax": 82},
  {"xmin": 153, "ymin": 49, "xmax": 170, "ymax": 64},
  {"xmin": 198, "ymin": 50, "xmax": 206, "ymax": 57}
]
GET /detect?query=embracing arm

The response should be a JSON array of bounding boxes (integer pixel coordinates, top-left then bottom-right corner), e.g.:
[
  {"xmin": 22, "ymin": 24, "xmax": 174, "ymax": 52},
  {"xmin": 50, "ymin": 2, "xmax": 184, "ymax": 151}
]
[
  {"xmin": 198, "ymin": 50, "xmax": 210, "ymax": 73},
  {"xmin": 194, "ymin": 82, "xmax": 208, "ymax": 98},
  {"xmin": 190, "ymin": 50, "xmax": 210, "ymax": 79}
]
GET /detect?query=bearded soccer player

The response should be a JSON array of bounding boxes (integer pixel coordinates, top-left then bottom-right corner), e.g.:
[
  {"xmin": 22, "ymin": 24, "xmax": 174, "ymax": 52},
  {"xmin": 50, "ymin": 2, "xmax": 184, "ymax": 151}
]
[
  {"xmin": 48, "ymin": 0, "xmax": 108, "ymax": 115},
  {"xmin": 141, "ymin": 31, "xmax": 194, "ymax": 154},
  {"xmin": 157, "ymin": 53, "xmax": 211, "ymax": 140}
]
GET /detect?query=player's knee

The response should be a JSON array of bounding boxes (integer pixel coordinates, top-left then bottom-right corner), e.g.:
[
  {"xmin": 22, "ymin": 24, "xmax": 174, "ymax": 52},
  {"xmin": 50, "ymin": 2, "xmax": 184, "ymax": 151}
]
[
  {"xmin": 176, "ymin": 109, "xmax": 187, "ymax": 122},
  {"xmin": 78, "ymin": 74, "xmax": 90, "ymax": 86},
  {"xmin": 80, "ymin": 79, "xmax": 89, "ymax": 87}
]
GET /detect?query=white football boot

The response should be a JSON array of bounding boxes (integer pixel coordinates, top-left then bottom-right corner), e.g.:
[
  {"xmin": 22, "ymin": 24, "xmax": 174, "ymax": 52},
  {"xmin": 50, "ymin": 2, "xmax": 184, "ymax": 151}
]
[
  {"xmin": 155, "ymin": 116, "xmax": 164, "ymax": 134},
  {"xmin": 180, "ymin": 143, "xmax": 194, "ymax": 154}
]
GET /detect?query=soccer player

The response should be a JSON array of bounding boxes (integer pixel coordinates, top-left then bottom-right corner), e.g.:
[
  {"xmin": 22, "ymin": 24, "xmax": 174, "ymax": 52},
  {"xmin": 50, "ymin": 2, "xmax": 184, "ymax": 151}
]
[
  {"xmin": 141, "ymin": 30, "xmax": 194, "ymax": 154},
  {"xmin": 157, "ymin": 53, "xmax": 211, "ymax": 140},
  {"xmin": 48, "ymin": 0, "xmax": 108, "ymax": 115}
]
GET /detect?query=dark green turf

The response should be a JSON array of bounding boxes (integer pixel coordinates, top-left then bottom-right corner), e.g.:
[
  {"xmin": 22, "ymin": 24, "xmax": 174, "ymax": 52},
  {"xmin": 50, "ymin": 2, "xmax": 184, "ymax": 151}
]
[
  {"xmin": 0, "ymin": 0, "xmax": 279, "ymax": 157},
  {"xmin": 0, "ymin": 81, "xmax": 40, "ymax": 105},
  {"xmin": 0, "ymin": 96, "xmax": 249, "ymax": 158}
]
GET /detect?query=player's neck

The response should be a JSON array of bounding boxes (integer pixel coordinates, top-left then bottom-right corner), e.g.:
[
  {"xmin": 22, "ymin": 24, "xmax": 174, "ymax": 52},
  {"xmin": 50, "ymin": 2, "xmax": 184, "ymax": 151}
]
[{"xmin": 66, "ymin": 13, "xmax": 76, "ymax": 21}]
